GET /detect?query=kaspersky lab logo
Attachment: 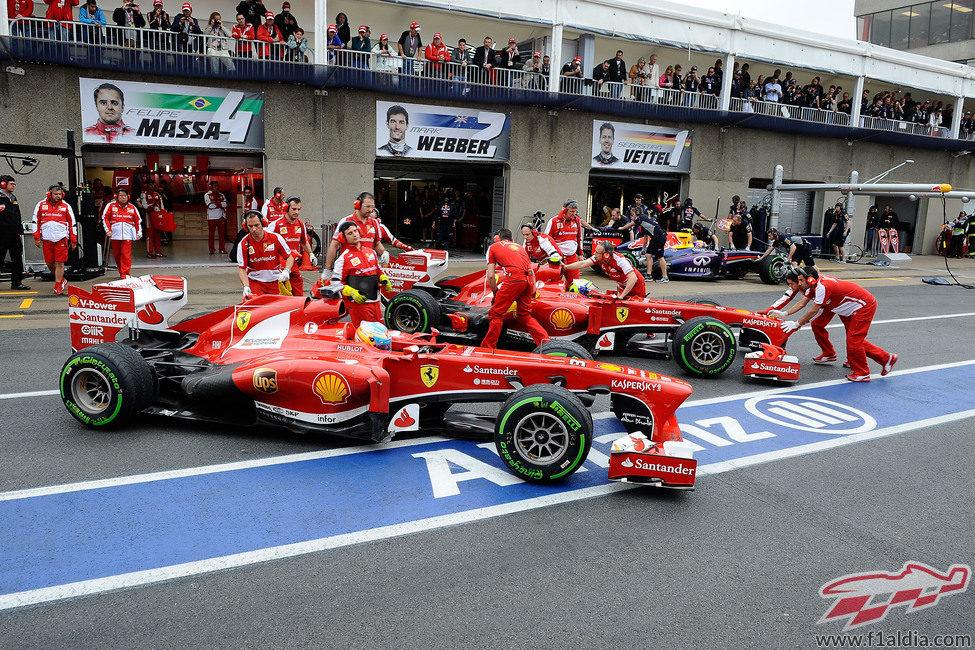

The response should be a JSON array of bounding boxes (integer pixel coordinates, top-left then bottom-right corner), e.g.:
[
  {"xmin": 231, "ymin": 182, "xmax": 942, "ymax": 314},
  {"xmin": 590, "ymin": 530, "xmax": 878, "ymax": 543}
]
[{"xmin": 818, "ymin": 561, "xmax": 970, "ymax": 630}]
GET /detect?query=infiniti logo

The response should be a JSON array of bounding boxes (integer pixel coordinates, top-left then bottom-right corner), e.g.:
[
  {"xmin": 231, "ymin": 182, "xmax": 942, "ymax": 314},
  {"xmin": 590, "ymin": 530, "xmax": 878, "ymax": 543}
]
[
  {"xmin": 692, "ymin": 255, "xmax": 711, "ymax": 266},
  {"xmin": 744, "ymin": 395, "xmax": 876, "ymax": 434}
]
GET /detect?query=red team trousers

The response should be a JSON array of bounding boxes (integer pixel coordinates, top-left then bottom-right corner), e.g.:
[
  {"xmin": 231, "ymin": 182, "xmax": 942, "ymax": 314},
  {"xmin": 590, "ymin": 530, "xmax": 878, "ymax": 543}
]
[
  {"xmin": 482, "ymin": 277, "xmax": 550, "ymax": 349},
  {"xmin": 345, "ymin": 300, "xmax": 384, "ymax": 328},
  {"xmin": 561, "ymin": 253, "xmax": 580, "ymax": 288},
  {"xmin": 111, "ymin": 240, "xmax": 132, "ymax": 278},
  {"xmin": 840, "ymin": 301, "xmax": 890, "ymax": 377},
  {"xmin": 248, "ymin": 279, "xmax": 280, "ymax": 296}
]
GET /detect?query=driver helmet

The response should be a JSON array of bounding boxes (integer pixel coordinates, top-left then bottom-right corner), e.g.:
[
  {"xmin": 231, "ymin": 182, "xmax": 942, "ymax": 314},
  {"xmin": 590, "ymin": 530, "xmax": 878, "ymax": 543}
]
[
  {"xmin": 568, "ymin": 278, "xmax": 596, "ymax": 296},
  {"xmin": 355, "ymin": 321, "xmax": 392, "ymax": 350}
]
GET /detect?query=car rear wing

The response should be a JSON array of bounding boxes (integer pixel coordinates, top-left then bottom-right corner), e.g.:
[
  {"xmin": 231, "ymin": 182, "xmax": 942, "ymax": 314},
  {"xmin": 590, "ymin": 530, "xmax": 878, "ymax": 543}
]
[{"xmin": 67, "ymin": 275, "xmax": 188, "ymax": 351}]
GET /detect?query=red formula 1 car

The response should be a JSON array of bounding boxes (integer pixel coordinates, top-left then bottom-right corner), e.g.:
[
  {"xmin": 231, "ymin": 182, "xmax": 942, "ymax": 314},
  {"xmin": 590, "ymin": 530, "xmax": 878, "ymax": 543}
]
[
  {"xmin": 60, "ymin": 275, "xmax": 698, "ymax": 486},
  {"xmin": 380, "ymin": 251, "xmax": 795, "ymax": 378}
]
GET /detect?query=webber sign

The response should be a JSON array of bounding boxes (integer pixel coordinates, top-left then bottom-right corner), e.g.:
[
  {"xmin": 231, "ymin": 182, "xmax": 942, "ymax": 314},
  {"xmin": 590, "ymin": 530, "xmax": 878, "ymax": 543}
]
[
  {"xmin": 590, "ymin": 120, "xmax": 692, "ymax": 173},
  {"xmin": 79, "ymin": 78, "xmax": 264, "ymax": 149},
  {"xmin": 376, "ymin": 101, "xmax": 510, "ymax": 161}
]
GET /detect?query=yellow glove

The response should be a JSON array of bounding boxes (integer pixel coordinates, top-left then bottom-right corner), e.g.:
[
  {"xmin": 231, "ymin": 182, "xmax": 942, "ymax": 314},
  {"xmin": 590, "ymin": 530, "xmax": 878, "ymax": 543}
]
[
  {"xmin": 378, "ymin": 274, "xmax": 391, "ymax": 288},
  {"xmin": 341, "ymin": 285, "xmax": 367, "ymax": 304},
  {"xmin": 548, "ymin": 254, "xmax": 563, "ymax": 265}
]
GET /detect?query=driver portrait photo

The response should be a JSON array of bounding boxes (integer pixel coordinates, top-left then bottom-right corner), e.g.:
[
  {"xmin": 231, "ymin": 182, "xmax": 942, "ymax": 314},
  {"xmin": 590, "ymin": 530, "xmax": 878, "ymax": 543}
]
[
  {"xmin": 84, "ymin": 82, "xmax": 134, "ymax": 144},
  {"xmin": 378, "ymin": 105, "xmax": 412, "ymax": 157},
  {"xmin": 593, "ymin": 122, "xmax": 619, "ymax": 166}
]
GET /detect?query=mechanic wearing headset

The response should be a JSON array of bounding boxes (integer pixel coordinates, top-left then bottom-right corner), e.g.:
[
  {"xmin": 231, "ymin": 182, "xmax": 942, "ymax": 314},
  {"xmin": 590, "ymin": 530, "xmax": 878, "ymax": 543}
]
[
  {"xmin": 780, "ymin": 266, "xmax": 897, "ymax": 382},
  {"xmin": 520, "ymin": 223, "xmax": 561, "ymax": 263},
  {"xmin": 237, "ymin": 210, "xmax": 294, "ymax": 297},
  {"xmin": 544, "ymin": 199, "xmax": 585, "ymax": 289},
  {"xmin": 759, "ymin": 228, "xmax": 817, "ymax": 270},
  {"xmin": 482, "ymin": 228, "xmax": 550, "ymax": 350},
  {"xmin": 327, "ymin": 220, "xmax": 390, "ymax": 327},
  {"xmin": 260, "ymin": 186, "xmax": 289, "ymax": 223},
  {"xmin": 562, "ymin": 239, "xmax": 646, "ymax": 299},
  {"xmin": 691, "ymin": 222, "xmax": 720, "ymax": 250},
  {"xmin": 322, "ymin": 192, "xmax": 388, "ymax": 279},
  {"xmin": 32, "ymin": 185, "xmax": 78, "ymax": 295},
  {"xmin": 762, "ymin": 267, "xmax": 838, "ymax": 365},
  {"xmin": 0, "ymin": 176, "xmax": 30, "ymax": 291},
  {"xmin": 101, "ymin": 188, "xmax": 143, "ymax": 280},
  {"xmin": 267, "ymin": 196, "xmax": 316, "ymax": 296}
]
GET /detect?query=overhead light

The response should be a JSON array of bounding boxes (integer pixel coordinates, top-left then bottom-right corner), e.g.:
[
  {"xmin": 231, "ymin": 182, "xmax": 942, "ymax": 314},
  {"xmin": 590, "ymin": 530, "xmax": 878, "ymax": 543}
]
[
  {"xmin": 901, "ymin": 10, "xmax": 919, "ymax": 16},
  {"xmin": 945, "ymin": 2, "xmax": 974, "ymax": 11}
]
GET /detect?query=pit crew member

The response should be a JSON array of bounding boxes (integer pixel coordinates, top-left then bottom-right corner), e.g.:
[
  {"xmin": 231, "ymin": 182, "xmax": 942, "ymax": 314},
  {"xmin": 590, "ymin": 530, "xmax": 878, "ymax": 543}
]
[
  {"xmin": 205, "ymin": 180, "xmax": 228, "ymax": 255},
  {"xmin": 0, "ymin": 176, "xmax": 30, "ymax": 291},
  {"xmin": 261, "ymin": 186, "xmax": 289, "ymax": 223},
  {"xmin": 101, "ymin": 188, "xmax": 143, "ymax": 279},
  {"xmin": 237, "ymin": 210, "xmax": 294, "ymax": 297},
  {"xmin": 562, "ymin": 240, "xmax": 646, "ymax": 299},
  {"xmin": 728, "ymin": 213, "xmax": 752, "ymax": 250},
  {"xmin": 520, "ymin": 223, "xmax": 561, "ymax": 263},
  {"xmin": 32, "ymin": 185, "xmax": 77, "ymax": 295},
  {"xmin": 763, "ymin": 267, "xmax": 837, "ymax": 364},
  {"xmin": 328, "ymin": 221, "xmax": 388, "ymax": 327},
  {"xmin": 691, "ymin": 222, "xmax": 720, "ymax": 249},
  {"xmin": 483, "ymin": 228, "xmax": 550, "ymax": 349},
  {"xmin": 636, "ymin": 206, "xmax": 670, "ymax": 283},
  {"xmin": 322, "ymin": 191, "xmax": 388, "ymax": 277},
  {"xmin": 268, "ymin": 196, "xmax": 315, "ymax": 296},
  {"xmin": 544, "ymin": 199, "xmax": 584, "ymax": 289},
  {"xmin": 677, "ymin": 198, "xmax": 705, "ymax": 231},
  {"xmin": 139, "ymin": 181, "xmax": 166, "ymax": 258},
  {"xmin": 781, "ymin": 266, "xmax": 897, "ymax": 382},
  {"xmin": 760, "ymin": 228, "xmax": 816, "ymax": 269}
]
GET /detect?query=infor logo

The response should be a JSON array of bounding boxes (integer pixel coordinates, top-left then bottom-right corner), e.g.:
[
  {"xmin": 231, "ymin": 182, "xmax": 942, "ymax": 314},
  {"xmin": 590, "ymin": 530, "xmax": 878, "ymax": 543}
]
[{"xmin": 744, "ymin": 395, "xmax": 876, "ymax": 434}]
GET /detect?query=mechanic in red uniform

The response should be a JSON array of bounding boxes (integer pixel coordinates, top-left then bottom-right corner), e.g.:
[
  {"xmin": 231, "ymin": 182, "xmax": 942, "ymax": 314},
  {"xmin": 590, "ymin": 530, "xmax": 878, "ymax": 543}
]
[
  {"xmin": 562, "ymin": 240, "xmax": 646, "ymax": 299},
  {"xmin": 237, "ymin": 210, "xmax": 294, "ymax": 297},
  {"xmin": 268, "ymin": 196, "xmax": 315, "ymax": 296},
  {"xmin": 32, "ymin": 185, "xmax": 77, "ymax": 295},
  {"xmin": 101, "ymin": 188, "xmax": 142, "ymax": 279},
  {"xmin": 520, "ymin": 223, "xmax": 561, "ymax": 263},
  {"xmin": 782, "ymin": 266, "xmax": 897, "ymax": 382},
  {"xmin": 139, "ymin": 182, "xmax": 166, "ymax": 258},
  {"xmin": 544, "ymin": 199, "xmax": 584, "ymax": 289},
  {"xmin": 323, "ymin": 192, "xmax": 388, "ymax": 277},
  {"xmin": 328, "ymin": 221, "xmax": 389, "ymax": 327},
  {"xmin": 762, "ymin": 267, "xmax": 839, "ymax": 364},
  {"xmin": 261, "ymin": 187, "xmax": 289, "ymax": 224},
  {"xmin": 482, "ymin": 228, "xmax": 550, "ymax": 350}
]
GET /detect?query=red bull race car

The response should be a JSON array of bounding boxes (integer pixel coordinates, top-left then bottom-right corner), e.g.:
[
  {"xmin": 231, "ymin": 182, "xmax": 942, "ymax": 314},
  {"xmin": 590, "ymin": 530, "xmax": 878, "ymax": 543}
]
[
  {"xmin": 379, "ymin": 251, "xmax": 795, "ymax": 378},
  {"xmin": 61, "ymin": 275, "xmax": 699, "ymax": 486}
]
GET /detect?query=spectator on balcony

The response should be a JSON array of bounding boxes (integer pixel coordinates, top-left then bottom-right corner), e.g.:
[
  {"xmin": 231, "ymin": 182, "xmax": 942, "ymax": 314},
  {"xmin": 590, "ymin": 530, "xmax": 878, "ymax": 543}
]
[
  {"xmin": 763, "ymin": 75, "xmax": 782, "ymax": 103},
  {"xmin": 739, "ymin": 62, "xmax": 750, "ymax": 91},
  {"xmin": 837, "ymin": 92, "xmax": 852, "ymax": 114},
  {"xmin": 44, "ymin": 0, "xmax": 78, "ymax": 39},
  {"xmin": 902, "ymin": 93, "xmax": 917, "ymax": 122},
  {"xmin": 914, "ymin": 99, "xmax": 930, "ymax": 126},
  {"xmin": 672, "ymin": 64, "xmax": 684, "ymax": 99},
  {"xmin": 683, "ymin": 65, "xmax": 700, "ymax": 107},
  {"xmin": 285, "ymin": 27, "xmax": 309, "ymax": 62},
  {"xmin": 255, "ymin": 10, "xmax": 281, "ymax": 59},
  {"xmin": 171, "ymin": 3, "xmax": 201, "ymax": 52},
  {"xmin": 730, "ymin": 69, "xmax": 745, "ymax": 100},
  {"xmin": 591, "ymin": 59, "xmax": 612, "ymax": 96},
  {"xmin": 334, "ymin": 11, "xmax": 349, "ymax": 47},
  {"xmin": 204, "ymin": 11, "xmax": 234, "ymax": 72},
  {"xmin": 645, "ymin": 53, "xmax": 660, "ymax": 102},
  {"xmin": 560, "ymin": 56, "xmax": 583, "ymax": 93},
  {"xmin": 424, "ymin": 32, "xmax": 450, "ymax": 79},
  {"xmin": 606, "ymin": 49, "xmax": 625, "ymax": 99},
  {"xmin": 234, "ymin": 0, "xmax": 264, "ymax": 31},
  {"xmin": 472, "ymin": 36, "xmax": 497, "ymax": 85},
  {"xmin": 273, "ymin": 1, "xmax": 297, "ymax": 40},
  {"xmin": 523, "ymin": 51, "xmax": 545, "ymax": 90},
  {"xmin": 349, "ymin": 24, "xmax": 370, "ymax": 67},
  {"xmin": 658, "ymin": 64, "xmax": 673, "ymax": 102},
  {"xmin": 78, "ymin": 0, "xmax": 106, "ymax": 43},
  {"xmin": 397, "ymin": 21, "xmax": 422, "ymax": 76},
  {"xmin": 962, "ymin": 112, "xmax": 974, "ymax": 137},
  {"xmin": 145, "ymin": 0, "xmax": 171, "ymax": 49},
  {"xmin": 713, "ymin": 58, "xmax": 723, "ymax": 85},
  {"xmin": 499, "ymin": 38, "xmax": 521, "ymax": 87},
  {"xmin": 701, "ymin": 66, "xmax": 719, "ymax": 97},
  {"xmin": 112, "ymin": 1, "xmax": 144, "ymax": 47},
  {"xmin": 371, "ymin": 33, "xmax": 399, "ymax": 79},
  {"xmin": 928, "ymin": 108, "xmax": 943, "ymax": 136},
  {"xmin": 628, "ymin": 56, "xmax": 650, "ymax": 101},
  {"xmin": 231, "ymin": 12, "xmax": 253, "ymax": 57},
  {"xmin": 324, "ymin": 24, "xmax": 343, "ymax": 62},
  {"xmin": 8, "ymin": 0, "xmax": 36, "ymax": 37}
]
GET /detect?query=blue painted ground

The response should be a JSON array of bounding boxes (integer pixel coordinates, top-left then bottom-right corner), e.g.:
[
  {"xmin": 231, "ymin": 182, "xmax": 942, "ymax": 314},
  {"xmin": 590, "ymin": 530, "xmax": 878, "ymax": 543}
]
[{"xmin": 2, "ymin": 362, "xmax": 973, "ymax": 598}]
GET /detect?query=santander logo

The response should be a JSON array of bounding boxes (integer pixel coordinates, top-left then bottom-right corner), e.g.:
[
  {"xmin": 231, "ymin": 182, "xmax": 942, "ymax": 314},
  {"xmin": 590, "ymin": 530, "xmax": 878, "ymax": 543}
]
[{"xmin": 393, "ymin": 408, "xmax": 416, "ymax": 428}]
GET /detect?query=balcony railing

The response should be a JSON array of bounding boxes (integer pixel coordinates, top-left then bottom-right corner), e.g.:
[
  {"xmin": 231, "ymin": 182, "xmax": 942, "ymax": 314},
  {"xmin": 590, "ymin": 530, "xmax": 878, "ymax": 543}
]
[{"xmin": 2, "ymin": 16, "xmax": 964, "ymax": 143}]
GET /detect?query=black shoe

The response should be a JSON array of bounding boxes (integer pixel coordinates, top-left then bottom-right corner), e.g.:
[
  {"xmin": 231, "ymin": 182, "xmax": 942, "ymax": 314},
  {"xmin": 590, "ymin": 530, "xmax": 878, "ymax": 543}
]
[{"xmin": 11, "ymin": 285, "xmax": 31, "ymax": 291}]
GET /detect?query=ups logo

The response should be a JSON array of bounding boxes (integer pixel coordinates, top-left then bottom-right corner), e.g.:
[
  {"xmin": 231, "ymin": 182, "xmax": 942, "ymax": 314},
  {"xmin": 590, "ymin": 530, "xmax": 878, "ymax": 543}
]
[{"xmin": 252, "ymin": 368, "xmax": 278, "ymax": 394}]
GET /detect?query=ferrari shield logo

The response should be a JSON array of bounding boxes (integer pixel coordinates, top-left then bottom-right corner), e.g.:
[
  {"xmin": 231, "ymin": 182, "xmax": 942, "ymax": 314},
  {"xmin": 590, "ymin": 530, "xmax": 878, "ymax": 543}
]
[
  {"xmin": 616, "ymin": 307, "xmax": 629, "ymax": 323},
  {"xmin": 420, "ymin": 364, "xmax": 439, "ymax": 388},
  {"xmin": 236, "ymin": 310, "xmax": 251, "ymax": 331}
]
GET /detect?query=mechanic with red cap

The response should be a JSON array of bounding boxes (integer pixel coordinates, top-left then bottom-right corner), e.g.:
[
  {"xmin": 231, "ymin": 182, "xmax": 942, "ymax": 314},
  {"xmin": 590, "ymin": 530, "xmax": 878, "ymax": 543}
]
[
  {"xmin": 328, "ymin": 221, "xmax": 389, "ymax": 327},
  {"xmin": 32, "ymin": 185, "xmax": 77, "ymax": 295},
  {"xmin": 781, "ymin": 266, "xmax": 897, "ymax": 382},
  {"xmin": 763, "ymin": 267, "xmax": 838, "ymax": 364},
  {"xmin": 563, "ymin": 239, "xmax": 646, "ymax": 299},
  {"xmin": 482, "ymin": 228, "xmax": 550, "ymax": 349},
  {"xmin": 544, "ymin": 199, "xmax": 585, "ymax": 289},
  {"xmin": 101, "ymin": 188, "xmax": 142, "ymax": 279},
  {"xmin": 322, "ymin": 192, "xmax": 388, "ymax": 280},
  {"xmin": 268, "ymin": 196, "xmax": 315, "ymax": 296},
  {"xmin": 237, "ymin": 210, "xmax": 294, "ymax": 297}
]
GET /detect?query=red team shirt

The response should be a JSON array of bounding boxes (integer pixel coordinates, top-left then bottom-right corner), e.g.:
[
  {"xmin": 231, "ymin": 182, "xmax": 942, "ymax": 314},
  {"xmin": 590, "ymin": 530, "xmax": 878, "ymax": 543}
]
[
  {"xmin": 590, "ymin": 252, "xmax": 646, "ymax": 297},
  {"xmin": 333, "ymin": 213, "xmax": 382, "ymax": 250},
  {"xmin": 544, "ymin": 212, "xmax": 583, "ymax": 257},
  {"xmin": 268, "ymin": 217, "xmax": 309, "ymax": 260},
  {"xmin": 261, "ymin": 197, "xmax": 289, "ymax": 223},
  {"xmin": 524, "ymin": 232, "xmax": 560, "ymax": 261},
  {"xmin": 487, "ymin": 240, "xmax": 533, "ymax": 279},
  {"xmin": 330, "ymin": 247, "xmax": 382, "ymax": 303},
  {"xmin": 32, "ymin": 197, "xmax": 77, "ymax": 244},
  {"xmin": 101, "ymin": 200, "xmax": 142, "ymax": 240},
  {"xmin": 237, "ymin": 231, "xmax": 292, "ymax": 282},
  {"xmin": 813, "ymin": 276, "xmax": 875, "ymax": 317}
]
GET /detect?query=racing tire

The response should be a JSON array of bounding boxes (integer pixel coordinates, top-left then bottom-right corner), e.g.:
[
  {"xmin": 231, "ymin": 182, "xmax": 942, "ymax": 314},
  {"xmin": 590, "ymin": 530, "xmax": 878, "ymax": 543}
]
[
  {"xmin": 621, "ymin": 251, "xmax": 641, "ymax": 274},
  {"xmin": 60, "ymin": 342, "xmax": 155, "ymax": 429},
  {"xmin": 648, "ymin": 261, "xmax": 663, "ymax": 282},
  {"xmin": 494, "ymin": 385, "xmax": 593, "ymax": 483},
  {"xmin": 532, "ymin": 340, "xmax": 594, "ymax": 361},
  {"xmin": 757, "ymin": 255, "xmax": 789, "ymax": 285},
  {"xmin": 689, "ymin": 298, "xmax": 721, "ymax": 306},
  {"xmin": 385, "ymin": 289, "xmax": 442, "ymax": 333},
  {"xmin": 309, "ymin": 230, "xmax": 321, "ymax": 257},
  {"xmin": 671, "ymin": 316, "xmax": 737, "ymax": 377}
]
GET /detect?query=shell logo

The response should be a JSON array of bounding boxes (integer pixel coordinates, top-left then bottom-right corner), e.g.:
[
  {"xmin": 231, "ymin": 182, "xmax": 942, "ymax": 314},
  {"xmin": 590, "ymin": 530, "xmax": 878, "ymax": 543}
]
[
  {"xmin": 550, "ymin": 308, "xmax": 575, "ymax": 330},
  {"xmin": 68, "ymin": 294, "xmax": 80, "ymax": 307},
  {"xmin": 312, "ymin": 371, "xmax": 351, "ymax": 405},
  {"xmin": 598, "ymin": 363, "xmax": 624, "ymax": 372}
]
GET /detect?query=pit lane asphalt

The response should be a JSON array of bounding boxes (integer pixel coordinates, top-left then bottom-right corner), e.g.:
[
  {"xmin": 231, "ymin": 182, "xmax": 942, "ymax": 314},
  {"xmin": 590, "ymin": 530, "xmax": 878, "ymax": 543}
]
[{"xmin": 1, "ymin": 260, "xmax": 973, "ymax": 648}]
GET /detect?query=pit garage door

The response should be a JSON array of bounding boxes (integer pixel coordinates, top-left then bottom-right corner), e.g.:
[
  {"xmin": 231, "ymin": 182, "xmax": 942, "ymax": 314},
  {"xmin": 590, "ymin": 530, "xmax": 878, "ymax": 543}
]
[{"xmin": 747, "ymin": 186, "xmax": 814, "ymax": 234}]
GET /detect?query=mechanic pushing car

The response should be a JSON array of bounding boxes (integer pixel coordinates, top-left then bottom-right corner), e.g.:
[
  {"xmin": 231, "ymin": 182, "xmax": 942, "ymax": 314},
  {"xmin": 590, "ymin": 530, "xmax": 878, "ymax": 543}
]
[
  {"xmin": 780, "ymin": 266, "xmax": 898, "ymax": 382},
  {"xmin": 759, "ymin": 228, "xmax": 818, "ymax": 270},
  {"xmin": 762, "ymin": 267, "xmax": 839, "ymax": 365},
  {"xmin": 520, "ymin": 223, "xmax": 561, "ymax": 263},
  {"xmin": 562, "ymin": 239, "xmax": 646, "ymax": 298},
  {"xmin": 482, "ymin": 228, "xmax": 550, "ymax": 349},
  {"xmin": 237, "ymin": 210, "xmax": 295, "ymax": 298},
  {"xmin": 323, "ymin": 192, "xmax": 389, "ymax": 277},
  {"xmin": 544, "ymin": 199, "xmax": 585, "ymax": 289},
  {"xmin": 328, "ymin": 221, "xmax": 391, "ymax": 327},
  {"xmin": 691, "ymin": 222, "xmax": 720, "ymax": 250},
  {"xmin": 267, "ymin": 197, "xmax": 315, "ymax": 296}
]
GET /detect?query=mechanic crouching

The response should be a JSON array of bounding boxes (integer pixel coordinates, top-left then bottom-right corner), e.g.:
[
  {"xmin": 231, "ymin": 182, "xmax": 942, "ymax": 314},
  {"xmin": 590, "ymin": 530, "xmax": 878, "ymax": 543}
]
[
  {"xmin": 562, "ymin": 240, "xmax": 646, "ymax": 299},
  {"xmin": 482, "ymin": 228, "xmax": 550, "ymax": 350},
  {"xmin": 327, "ymin": 221, "xmax": 390, "ymax": 327}
]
